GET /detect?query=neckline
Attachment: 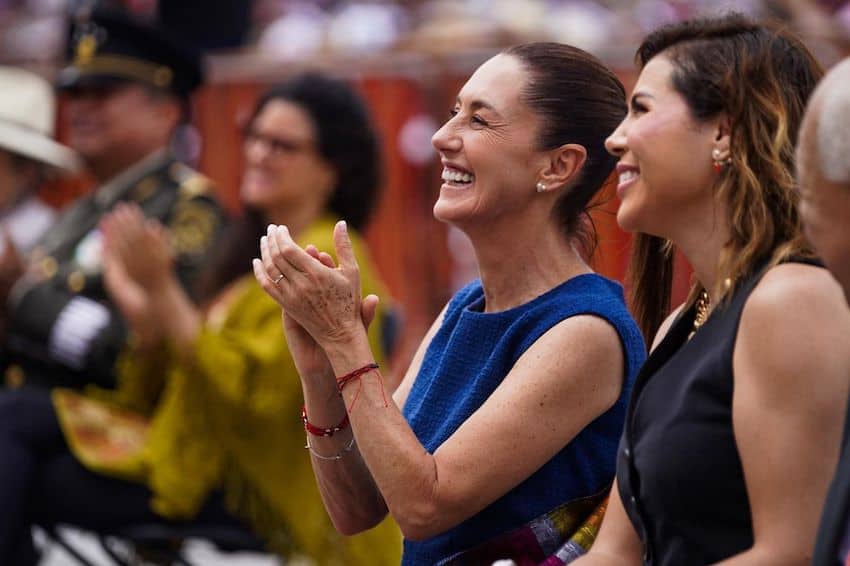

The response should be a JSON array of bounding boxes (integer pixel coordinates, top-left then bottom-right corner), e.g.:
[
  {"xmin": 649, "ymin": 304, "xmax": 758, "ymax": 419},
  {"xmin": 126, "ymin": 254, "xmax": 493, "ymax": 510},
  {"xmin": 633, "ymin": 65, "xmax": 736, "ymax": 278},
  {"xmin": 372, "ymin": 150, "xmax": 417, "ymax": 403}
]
[{"xmin": 464, "ymin": 272, "xmax": 610, "ymax": 316}]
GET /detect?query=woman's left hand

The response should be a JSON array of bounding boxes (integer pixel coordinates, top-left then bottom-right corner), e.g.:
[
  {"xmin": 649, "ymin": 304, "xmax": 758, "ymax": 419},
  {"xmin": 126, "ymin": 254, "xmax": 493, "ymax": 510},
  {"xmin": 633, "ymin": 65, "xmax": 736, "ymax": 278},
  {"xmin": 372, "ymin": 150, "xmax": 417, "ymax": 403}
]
[{"xmin": 256, "ymin": 221, "xmax": 365, "ymax": 349}]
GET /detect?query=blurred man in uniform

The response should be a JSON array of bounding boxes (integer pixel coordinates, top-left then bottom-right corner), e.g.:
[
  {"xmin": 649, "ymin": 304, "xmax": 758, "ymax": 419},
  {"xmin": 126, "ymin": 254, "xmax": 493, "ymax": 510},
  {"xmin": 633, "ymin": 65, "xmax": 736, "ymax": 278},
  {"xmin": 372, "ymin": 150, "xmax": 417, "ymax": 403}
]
[{"xmin": 0, "ymin": 6, "xmax": 224, "ymax": 389}]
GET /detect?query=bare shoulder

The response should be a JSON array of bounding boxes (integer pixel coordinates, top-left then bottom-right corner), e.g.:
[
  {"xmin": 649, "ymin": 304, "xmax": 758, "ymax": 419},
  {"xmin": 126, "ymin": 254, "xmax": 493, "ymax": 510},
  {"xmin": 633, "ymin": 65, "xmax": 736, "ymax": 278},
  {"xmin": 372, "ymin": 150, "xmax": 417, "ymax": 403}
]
[
  {"xmin": 743, "ymin": 262, "xmax": 849, "ymax": 339},
  {"xmin": 735, "ymin": 262, "xmax": 850, "ymax": 402},
  {"xmin": 515, "ymin": 313, "xmax": 625, "ymax": 407},
  {"xmin": 530, "ymin": 313, "xmax": 623, "ymax": 360}
]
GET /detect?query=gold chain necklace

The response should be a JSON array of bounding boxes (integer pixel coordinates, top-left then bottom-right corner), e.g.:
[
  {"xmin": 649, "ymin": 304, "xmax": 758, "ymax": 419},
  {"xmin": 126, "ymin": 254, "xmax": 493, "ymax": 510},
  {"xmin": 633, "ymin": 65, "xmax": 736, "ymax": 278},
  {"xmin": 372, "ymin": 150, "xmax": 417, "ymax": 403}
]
[{"xmin": 689, "ymin": 289, "xmax": 710, "ymax": 339}]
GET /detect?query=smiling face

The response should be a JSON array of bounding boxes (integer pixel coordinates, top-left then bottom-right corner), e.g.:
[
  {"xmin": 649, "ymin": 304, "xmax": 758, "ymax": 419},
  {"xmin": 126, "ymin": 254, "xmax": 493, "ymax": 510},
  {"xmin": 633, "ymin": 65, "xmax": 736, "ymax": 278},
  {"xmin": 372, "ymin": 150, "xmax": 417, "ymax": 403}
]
[
  {"xmin": 430, "ymin": 53, "xmax": 549, "ymax": 230},
  {"xmin": 64, "ymin": 83, "xmax": 178, "ymax": 178},
  {"xmin": 240, "ymin": 99, "xmax": 336, "ymax": 217},
  {"xmin": 604, "ymin": 55, "xmax": 722, "ymax": 238}
]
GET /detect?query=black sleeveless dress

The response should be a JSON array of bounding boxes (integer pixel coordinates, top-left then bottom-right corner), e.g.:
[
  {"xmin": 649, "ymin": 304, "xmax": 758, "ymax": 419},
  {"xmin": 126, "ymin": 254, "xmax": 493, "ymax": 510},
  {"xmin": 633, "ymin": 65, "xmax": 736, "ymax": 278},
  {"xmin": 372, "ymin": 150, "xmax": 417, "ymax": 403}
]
[{"xmin": 617, "ymin": 260, "xmax": 822, "ymax": 565}]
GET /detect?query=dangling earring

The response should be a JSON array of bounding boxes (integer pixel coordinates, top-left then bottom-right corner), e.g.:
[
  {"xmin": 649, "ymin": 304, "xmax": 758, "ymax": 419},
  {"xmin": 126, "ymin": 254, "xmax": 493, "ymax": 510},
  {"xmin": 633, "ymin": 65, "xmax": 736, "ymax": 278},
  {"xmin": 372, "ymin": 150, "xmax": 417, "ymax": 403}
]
[
  {"xmin": 536, "ymin": 181, "xmax": 546, "ymax": 193},
  {"xmin": 712, "ymin": 148, "xmax": 731, "ymax": 173}
]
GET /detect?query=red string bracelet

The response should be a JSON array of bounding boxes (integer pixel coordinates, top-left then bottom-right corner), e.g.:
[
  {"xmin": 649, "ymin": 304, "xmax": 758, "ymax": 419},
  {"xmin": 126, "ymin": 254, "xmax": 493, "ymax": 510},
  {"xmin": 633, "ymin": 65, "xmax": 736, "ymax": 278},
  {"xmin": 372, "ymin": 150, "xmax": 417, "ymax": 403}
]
[
  {"xmin": 301, "ymin": 404, "xmax": 349, "ymax": 437},
  {"xmin": 336, "ymin": 363, "xmax": 380, "ymax": 393},
  {"xmin": 336, "ymin": 362, "xmax": 386, "ymax": 412}
]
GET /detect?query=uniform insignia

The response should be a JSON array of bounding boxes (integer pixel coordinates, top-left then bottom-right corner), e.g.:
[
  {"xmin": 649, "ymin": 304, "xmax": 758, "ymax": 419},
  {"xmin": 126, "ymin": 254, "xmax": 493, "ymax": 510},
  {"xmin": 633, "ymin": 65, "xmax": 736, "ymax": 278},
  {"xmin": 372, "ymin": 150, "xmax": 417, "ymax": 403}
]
[
  {"xmin": 153, "ymin": 66, "xmax": 173, "ymax": 88},
  {"xmin": 168, "ymin": 201, "xmax": 217, "ymax": 257},
  {"xmin": 39, "ymin": 256, "xmax": 58, "ymax": 279},
  {"xmin": 73, "ymin": 228, "xmax": 103, "ymax": 274},
  {"xmin": 178, "ymin": 173, "xmax": 213, "ymax": 199},
  {"xmin": 75, "ymin": 32, "xmax": 98, "ymax": 65},
  {"xmin": 67, "ymin": 270, "xmax": 86, "ymax": 293},
  {"xmin": 169, "ymin": 163, "xmax": 212, "ymax": 200},
  {"xmin": 131, "ymin": 177, "xmax": 158, "ymax": 202},
  {"xmin": 168, "ymin": 162, "xmax": 193, "ymax": 183}
]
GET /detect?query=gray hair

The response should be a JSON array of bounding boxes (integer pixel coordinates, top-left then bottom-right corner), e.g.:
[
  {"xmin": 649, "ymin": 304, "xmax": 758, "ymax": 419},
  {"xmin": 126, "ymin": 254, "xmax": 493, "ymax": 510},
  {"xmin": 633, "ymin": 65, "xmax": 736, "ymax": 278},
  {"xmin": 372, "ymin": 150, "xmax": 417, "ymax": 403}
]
[{"xmin": 815, "ymin": 58, "xmax": 850, "ymax": 184}]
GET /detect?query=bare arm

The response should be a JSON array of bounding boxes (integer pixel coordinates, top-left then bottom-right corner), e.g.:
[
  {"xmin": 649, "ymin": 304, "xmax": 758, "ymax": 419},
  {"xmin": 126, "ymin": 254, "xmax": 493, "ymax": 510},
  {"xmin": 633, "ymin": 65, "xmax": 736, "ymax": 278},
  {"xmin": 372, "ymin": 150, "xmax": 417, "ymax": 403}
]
[
  {"xmin": 257, "ymin": 222, "xmax": 626, "ymax": 540},
  {"xmin": 297, "ymin": 303, "xmax": 448, "ymax": 535},
  {"xmin": 572, "ymin": 480, "xmax": 643, "ymax": 566},
  {"xmin": 252, "ymin": 240, "xmax": 448, "ymax": 535},
  {"xmin": 715, "ymin": 264, "xmax": 850, "ymax": 565},
  {"xmin": 322, "ymin": 310, "xmax": 624, "ymax": 540}
]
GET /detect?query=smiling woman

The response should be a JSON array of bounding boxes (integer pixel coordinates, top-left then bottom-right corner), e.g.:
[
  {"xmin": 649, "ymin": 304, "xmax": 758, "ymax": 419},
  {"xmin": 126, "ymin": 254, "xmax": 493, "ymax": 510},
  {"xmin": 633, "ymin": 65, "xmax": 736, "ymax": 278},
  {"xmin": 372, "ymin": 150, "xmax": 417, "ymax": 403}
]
[
  {"xmin": 573, "ymin": 13, "xmax": 850, "ymax": 566},
  {"xmin": 255, "ymin": 42, "xmax": 646, "ymax": 565}
]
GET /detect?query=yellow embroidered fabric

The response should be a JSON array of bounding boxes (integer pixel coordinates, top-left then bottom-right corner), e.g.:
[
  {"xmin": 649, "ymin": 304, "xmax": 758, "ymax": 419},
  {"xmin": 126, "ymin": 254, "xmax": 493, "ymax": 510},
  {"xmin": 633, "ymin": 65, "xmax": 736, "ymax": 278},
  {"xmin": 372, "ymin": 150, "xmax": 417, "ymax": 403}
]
[{"xmin": 54, "ymin": 217, "xmax": 401, "ymax": 564}]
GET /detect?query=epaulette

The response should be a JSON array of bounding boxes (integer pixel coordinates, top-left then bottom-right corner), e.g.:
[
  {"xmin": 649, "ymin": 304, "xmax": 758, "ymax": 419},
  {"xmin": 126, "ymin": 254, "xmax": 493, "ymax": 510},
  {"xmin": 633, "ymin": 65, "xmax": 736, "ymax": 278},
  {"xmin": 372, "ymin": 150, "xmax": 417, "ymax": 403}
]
[{"xmin": 168, "ymin": 162, "xmax": 214, "ymax": 200}]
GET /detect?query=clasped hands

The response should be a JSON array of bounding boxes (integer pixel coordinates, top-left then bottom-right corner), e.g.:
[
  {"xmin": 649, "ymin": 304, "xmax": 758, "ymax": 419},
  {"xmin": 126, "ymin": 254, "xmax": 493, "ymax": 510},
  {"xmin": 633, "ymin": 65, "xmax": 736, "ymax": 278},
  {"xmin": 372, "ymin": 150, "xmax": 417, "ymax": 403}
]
[
  {"xmin": 101, "ymin": 203, "xmax": 175, "ymax": 349},
  {"xmin": 253, "ymin": 221, "xmax": 378, "ymax": 378}
]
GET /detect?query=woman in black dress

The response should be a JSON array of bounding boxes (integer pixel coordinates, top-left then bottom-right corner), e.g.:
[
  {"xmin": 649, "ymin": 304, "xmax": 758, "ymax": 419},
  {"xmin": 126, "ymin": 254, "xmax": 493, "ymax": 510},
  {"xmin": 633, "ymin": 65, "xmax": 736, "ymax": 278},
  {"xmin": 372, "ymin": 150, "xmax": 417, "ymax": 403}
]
[{"xmin": 574, "ymin": 13, "xmax": 850, "ymax": 566}]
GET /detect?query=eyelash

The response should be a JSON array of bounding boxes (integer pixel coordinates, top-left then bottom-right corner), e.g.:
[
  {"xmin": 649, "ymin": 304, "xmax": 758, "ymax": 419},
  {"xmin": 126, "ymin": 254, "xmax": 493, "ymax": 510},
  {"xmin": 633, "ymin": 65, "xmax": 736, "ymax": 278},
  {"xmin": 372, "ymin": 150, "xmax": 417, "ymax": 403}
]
[
  {"xmin": 630, "ymin": 101, "xmax": 648, "ymax": 114},
  {"xmin": 449, "ymin": 108, "xmax": 488, "ymax": 126}
]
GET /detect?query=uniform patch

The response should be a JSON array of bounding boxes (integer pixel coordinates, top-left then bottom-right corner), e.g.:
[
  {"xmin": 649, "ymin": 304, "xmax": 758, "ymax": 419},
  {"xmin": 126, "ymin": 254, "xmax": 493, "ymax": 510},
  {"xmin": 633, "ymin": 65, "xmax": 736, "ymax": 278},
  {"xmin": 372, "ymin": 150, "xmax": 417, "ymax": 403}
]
[{"xmin": 168, "ymin": 201, "xmax": 217, "ymax": 257}]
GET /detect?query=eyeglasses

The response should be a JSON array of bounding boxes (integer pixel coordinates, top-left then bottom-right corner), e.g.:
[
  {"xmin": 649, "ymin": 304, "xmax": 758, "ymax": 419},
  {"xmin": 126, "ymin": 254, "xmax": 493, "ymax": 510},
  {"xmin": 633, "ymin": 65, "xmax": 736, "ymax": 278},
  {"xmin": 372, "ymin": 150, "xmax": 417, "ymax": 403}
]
[{"xmin": 243, "ymin": 128, "xmax": 314, "ymax": 158}]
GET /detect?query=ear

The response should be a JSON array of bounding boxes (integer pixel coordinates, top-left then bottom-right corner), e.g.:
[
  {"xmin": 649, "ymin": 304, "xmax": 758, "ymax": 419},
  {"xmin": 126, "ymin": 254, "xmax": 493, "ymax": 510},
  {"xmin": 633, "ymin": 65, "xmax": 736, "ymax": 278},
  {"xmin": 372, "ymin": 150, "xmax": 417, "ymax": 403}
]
[
  {"xmin": 537, "ymin": 143, "xmax": 587, "ymax": 193},
  {"xmin": 711, "ymin": 115, "xmax": 732, "ymax": 160}
]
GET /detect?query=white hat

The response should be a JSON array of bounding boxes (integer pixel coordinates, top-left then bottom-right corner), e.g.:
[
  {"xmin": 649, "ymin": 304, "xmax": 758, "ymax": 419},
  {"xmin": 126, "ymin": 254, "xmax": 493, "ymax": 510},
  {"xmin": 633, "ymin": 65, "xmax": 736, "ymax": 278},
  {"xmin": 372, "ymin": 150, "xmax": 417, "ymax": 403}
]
[{"xmin": 0, "ymin": 66, "xmax": 80, "ymax": 173}]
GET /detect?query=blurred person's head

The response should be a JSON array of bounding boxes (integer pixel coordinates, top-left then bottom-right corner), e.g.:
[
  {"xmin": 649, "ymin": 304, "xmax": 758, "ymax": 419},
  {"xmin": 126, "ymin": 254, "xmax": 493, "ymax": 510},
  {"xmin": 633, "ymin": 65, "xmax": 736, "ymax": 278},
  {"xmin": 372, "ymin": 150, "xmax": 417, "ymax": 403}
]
[
  {"xmin": 430, "ymin": 42, "xmax": 625, "ymax": 252},
  {"xmin": 604, "ymin": 13, "xmax": 823, "ymax": 340},
  {"xmin": 200, "ymin": 72, "xmax": 381, "ymax": 302},
  {"xmin": 58, "ymin": 7, "xmax": 202, "ymax": 181},
  {"xmin": 240, "ymin": 72, "xmax": 381, "ymax": 231},
  {"xmin": 0, "ymin": 66, "xmax": 78, "ymax": 211},
  {"xmin": 797, "ymin": 57, "xmax": 850, "ymax": 300}
]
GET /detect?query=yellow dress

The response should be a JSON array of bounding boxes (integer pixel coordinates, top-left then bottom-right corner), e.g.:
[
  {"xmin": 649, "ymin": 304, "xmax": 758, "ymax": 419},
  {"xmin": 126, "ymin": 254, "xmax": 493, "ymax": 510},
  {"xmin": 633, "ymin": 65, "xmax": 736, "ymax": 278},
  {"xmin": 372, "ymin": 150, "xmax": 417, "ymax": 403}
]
[{"xmin": 52, "ymin": 217, "xmax": 402, "ymax": 565}]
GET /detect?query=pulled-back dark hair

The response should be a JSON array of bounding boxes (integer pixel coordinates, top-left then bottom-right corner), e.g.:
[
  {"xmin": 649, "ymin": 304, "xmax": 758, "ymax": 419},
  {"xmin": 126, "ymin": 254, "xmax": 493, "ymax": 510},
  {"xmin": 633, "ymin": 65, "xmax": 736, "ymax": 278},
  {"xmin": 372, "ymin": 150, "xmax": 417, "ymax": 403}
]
[
  {"xmin": 504, "ymin": 42, "xmax": 626, "ymax": 251},
  {"xmin": 627, "ymin": 13, "xmax": 823, "ymax": 343},
  {"xmin": 195, "ymin": 72, "xmax": 382, "ymax": 302}
]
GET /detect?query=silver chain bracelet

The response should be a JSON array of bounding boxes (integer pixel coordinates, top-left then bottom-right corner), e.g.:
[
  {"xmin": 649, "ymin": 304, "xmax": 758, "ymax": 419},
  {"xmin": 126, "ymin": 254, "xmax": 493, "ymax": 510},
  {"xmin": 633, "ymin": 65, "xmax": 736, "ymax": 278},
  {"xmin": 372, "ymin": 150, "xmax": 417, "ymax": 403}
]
[{"xmin": 305, "ymin": 434, "xmax": 356, "ymax": 461}]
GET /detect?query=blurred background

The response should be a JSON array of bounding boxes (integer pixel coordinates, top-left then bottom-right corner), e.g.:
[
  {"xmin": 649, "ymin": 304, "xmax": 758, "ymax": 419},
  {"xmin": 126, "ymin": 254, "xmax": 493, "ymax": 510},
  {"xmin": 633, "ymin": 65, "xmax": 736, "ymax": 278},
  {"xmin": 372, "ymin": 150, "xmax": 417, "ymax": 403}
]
[{"xmin": 4, "ymin": 0, "xmax": 849, "ymax": 372}]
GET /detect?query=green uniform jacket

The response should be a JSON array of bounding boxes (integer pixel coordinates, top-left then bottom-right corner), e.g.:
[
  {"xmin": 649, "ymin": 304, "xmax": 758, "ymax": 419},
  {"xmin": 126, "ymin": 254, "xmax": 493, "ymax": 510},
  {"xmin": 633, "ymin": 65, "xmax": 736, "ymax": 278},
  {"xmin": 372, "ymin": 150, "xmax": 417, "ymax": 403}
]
[{"xmin": 3, "ymin": 151, "xmax": 224, "ymax": 389}]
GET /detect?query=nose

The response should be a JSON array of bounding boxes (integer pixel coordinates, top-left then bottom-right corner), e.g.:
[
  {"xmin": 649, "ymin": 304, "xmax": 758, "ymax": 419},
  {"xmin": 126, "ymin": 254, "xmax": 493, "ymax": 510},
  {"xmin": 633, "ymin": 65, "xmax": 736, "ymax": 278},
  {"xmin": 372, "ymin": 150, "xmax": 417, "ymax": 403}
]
[
  {"xmin": 605, "ymin": 119, "xmax": 628, "ymax": 157},
  {"xmin": 432, "ymin": 118, "xmax": 461, "ymax": 154},
  {"xmin": 244, "ymin": 135, "xmax": 271, "ymax": 165}
]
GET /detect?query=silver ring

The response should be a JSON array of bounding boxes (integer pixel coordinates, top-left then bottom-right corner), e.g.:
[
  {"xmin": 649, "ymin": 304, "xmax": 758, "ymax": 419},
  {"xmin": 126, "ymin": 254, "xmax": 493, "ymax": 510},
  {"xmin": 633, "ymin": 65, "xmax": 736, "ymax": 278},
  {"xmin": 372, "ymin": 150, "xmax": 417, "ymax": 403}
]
[{"xmin": 272, "ymin": 274, "xmax": 284, "ymax": 284}]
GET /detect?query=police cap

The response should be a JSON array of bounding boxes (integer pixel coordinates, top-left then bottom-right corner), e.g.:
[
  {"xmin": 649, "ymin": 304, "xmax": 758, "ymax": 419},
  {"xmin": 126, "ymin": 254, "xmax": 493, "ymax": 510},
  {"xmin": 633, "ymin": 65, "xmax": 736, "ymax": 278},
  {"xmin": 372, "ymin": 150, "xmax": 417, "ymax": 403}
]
[{"xmin": 57, "ymin": 6, "xmax": 203, "ymax": 99}]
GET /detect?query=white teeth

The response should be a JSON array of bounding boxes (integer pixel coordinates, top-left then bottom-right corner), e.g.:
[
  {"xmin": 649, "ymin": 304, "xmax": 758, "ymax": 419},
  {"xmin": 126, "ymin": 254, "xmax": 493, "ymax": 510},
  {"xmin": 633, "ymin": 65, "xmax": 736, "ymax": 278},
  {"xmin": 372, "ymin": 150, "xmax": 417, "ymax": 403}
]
[
  {"xmin": 619, "ymin": 170, "xmax": 638, "ymax": 185},
  {"xmin": 442, "ymin": 167, "xmax": 474, "ymax": 184}
]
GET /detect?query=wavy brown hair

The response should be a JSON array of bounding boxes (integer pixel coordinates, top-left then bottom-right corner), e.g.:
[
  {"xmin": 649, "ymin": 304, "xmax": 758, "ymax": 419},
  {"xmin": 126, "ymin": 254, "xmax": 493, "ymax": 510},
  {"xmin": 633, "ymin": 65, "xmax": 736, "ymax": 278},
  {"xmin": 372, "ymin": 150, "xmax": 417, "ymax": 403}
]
[{"xmin": 628, "ymin": 13, "xmax": 823, "ymax": 343}]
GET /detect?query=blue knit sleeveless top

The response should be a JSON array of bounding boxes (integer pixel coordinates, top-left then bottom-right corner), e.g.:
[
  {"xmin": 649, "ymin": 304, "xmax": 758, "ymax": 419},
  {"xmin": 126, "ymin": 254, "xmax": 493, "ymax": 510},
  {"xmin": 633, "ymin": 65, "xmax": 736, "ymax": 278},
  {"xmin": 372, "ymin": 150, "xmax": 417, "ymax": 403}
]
[{"xmin": 401, "ymin": 274, "xmax": 646, "ymax": 565}]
